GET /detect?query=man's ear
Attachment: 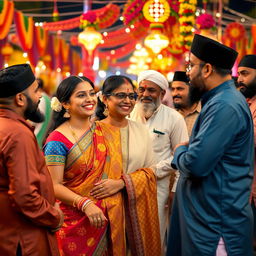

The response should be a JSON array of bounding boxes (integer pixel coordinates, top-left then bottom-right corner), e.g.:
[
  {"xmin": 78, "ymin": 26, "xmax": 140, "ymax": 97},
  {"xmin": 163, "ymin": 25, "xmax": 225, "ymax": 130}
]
[
  {"xmin": 202, "ymin": 63, "xmax": 214, "ymax": 78},
  {"xmin": 14, "ymin": 93, "xmax": 26, "ymax": 107}
]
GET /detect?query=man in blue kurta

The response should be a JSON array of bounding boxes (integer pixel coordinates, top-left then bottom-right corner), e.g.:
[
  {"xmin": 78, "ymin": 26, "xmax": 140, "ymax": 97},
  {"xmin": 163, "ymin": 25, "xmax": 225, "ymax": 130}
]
[{"xmin": 167, "ymin": 34, "xmax": 254, "ymax": 256}]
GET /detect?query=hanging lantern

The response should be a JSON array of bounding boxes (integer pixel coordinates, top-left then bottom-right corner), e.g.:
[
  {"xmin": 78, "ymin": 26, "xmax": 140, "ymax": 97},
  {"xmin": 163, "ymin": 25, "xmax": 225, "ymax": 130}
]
[
  {"xmin": 144, "ymin": 24, "xmax": 169, "ymax": 54},
  {"xmin": 142, "ymin": 0, "xmax": 170, "ymax": 23},
  {"xmin": 78, "ymin": 26, "xmax": 102, "ymax": 53},
  {"xmin": 142, "ymin": 0, "xmax": 170, "ymax": 53}
]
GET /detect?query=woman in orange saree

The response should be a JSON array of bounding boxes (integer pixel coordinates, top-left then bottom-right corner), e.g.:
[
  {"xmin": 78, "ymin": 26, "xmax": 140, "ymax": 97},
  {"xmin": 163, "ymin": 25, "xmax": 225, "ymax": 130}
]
[{"xmin": 91, "ymin": 75, "xmax": 161, "ymax": 255}]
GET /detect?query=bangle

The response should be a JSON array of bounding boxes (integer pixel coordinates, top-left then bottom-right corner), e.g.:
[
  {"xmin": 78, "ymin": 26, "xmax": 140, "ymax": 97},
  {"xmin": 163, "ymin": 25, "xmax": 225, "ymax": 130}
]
[
  {"xmin": 81, "ymin": 200, "xmax": 93, "ymax": 212},
  {"xmin": 72, "ymin": 195, "xmax": 82, "ymax": 208},
  {"xmin": 77, "ymin": 197, "xmax": 89, "ymax": 211}
]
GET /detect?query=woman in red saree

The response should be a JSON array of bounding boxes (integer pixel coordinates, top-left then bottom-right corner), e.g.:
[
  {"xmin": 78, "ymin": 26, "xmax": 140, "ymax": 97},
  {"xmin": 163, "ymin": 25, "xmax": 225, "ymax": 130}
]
[{"xmin": 44, "ymin": 75, "xmax": 161, "ymax": 255}]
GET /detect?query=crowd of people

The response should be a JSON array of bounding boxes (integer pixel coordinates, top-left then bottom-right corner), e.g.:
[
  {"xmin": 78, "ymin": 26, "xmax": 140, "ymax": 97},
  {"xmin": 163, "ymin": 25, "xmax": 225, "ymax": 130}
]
[{"xmin": 0, "ymin": 34, "xmax": 256, "ymax": 256}]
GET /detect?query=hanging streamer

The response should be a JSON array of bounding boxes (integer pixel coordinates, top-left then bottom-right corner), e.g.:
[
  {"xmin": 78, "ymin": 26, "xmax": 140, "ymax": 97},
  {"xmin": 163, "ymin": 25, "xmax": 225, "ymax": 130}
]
[
  {"xmin": 0, "ymin": 0, "xmax": 14, "ymax": 40},
  {"xmin": 14, "ymin": 11, "xmax": 34, "ymax": 51}
]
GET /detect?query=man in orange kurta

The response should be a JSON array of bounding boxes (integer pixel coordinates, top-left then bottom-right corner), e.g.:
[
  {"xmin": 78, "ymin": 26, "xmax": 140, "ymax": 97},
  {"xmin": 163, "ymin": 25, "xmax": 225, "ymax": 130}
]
[{"xmin": 0, "ymin": 64, "xmax": 63, "ymax": 256}]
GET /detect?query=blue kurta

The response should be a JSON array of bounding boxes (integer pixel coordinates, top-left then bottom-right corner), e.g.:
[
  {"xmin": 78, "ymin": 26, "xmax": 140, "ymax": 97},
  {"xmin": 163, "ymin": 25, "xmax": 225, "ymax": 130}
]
[{"xmin": 167, "ymin": 80, "xmax": 254, "ymax": 256}]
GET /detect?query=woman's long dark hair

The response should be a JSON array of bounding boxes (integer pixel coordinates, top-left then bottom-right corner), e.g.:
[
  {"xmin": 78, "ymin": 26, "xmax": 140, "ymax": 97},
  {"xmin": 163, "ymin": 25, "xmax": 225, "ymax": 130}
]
[
  {"xmin": 96, "ymin": 75, "xmax": 135, "ymax": 120},
  {"xmin": 47, "ymin": 76, "xmax": 94, "ymax": 134}
]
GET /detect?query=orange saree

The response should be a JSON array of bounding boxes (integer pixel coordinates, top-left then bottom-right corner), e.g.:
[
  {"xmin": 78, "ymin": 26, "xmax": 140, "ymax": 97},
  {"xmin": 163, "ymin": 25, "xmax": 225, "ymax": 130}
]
[{"xmin": 97, "ymin": 121, "xmax": 161, "ymax": 256}]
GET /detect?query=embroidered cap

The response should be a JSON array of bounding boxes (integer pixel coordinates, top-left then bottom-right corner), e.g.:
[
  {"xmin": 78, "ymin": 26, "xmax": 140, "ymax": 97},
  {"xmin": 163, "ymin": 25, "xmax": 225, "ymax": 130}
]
[{"xmin": 0, "ymin": 64, "xmax": 35, "ymax": 97}]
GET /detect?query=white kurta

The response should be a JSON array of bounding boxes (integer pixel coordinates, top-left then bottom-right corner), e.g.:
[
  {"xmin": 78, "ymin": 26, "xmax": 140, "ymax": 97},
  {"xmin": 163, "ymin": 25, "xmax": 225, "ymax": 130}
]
[{"xmin": 129, "ymin": 104, "xmax": 189, "ymax": 246}]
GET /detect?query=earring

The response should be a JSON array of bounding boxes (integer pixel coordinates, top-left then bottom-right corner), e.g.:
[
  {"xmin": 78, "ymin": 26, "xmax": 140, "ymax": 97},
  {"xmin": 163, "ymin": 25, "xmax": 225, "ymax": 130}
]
[
  {"xmin": 63, "ymin": 109, "xmax": 71, "ymax": 118},
  {"xmin": 103, "ymin": 106, "xmax": 109, "ymax": 117}
]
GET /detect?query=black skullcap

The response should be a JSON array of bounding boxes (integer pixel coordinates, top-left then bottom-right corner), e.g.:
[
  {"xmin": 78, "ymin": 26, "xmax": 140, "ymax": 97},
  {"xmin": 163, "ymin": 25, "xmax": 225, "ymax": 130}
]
[
  {"xmin": 238, "ymin": 55, "xmax": 256, "ymax": 69},
  {"xmin": 173, "ymin": 71, "xmax": 189, "ymax": 83},
  {"xmin": 0, "ymin": 64, "xmax": 35, "ymax": 97},
  {"xmin": 191, "ymin": 34, "xmax": 238, "ymax": 70}
]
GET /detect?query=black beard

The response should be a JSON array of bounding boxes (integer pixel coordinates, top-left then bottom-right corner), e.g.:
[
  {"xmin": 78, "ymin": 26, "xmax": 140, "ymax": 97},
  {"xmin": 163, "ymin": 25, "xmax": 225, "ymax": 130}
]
[
  {"xmin": 24, "ymin": 94, "xmax": 45, "ymax": 123},
  {"xmin": 239, "ymin": 78, "xmax": 256, "ymax": 99},
  {"xmin": 188, "ymin": 69, "xmax": 206, "ymax": 103},
  {"xmin": 173, "ymin": 102, "xmax": 183, "ymax": 109},
  {"xmin": 189, "ymin": 81, "xmax": 205, "ymax": 103}
]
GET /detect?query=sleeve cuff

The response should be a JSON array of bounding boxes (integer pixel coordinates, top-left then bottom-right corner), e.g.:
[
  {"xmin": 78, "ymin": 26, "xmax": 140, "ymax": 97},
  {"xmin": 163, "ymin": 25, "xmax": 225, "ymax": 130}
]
[{"xmin": 171, "ymin": 145, "xmax": 188, "ymax": 170}]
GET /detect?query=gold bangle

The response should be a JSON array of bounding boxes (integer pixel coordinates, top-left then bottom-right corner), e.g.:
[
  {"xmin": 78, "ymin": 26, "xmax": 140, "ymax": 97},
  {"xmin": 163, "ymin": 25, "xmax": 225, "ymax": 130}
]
[{"xmin": 72, "ymin": 195, "xmax": 82, "ymax": 208}]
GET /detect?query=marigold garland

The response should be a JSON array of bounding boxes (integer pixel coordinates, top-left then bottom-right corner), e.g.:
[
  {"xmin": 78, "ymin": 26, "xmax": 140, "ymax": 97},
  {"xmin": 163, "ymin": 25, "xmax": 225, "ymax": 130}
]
[
  {"xmin": 44, "ymin": 4, "xmax": 119, "ymax": 31},
  {"xmin": 123, "ymin": 0, "xmax": 145, "ymax": 25},
  {"xmin": 178, "ymin": 0, "xmax": 197, "ymax": 50}
]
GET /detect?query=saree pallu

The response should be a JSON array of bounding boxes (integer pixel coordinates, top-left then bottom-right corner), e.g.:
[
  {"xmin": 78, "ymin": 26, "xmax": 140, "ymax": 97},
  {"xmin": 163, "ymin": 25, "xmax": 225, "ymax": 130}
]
[{"xmin": 97, "ymin": 121, "xmax": 161, "ymax": 256}]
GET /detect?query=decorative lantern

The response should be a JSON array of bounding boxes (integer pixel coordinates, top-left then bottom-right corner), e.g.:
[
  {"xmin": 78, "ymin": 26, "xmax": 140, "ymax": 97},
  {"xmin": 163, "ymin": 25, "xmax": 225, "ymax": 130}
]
[
  {"xmin": 142, "ymin": 0, "xmax": 170, "ymax": 53},
  {"xmin": 78, "ymin": 11, "xmax": 102, "ymax": 54},
  {"xmin": 144, "ymin": 24, "xmax": 169, "ymax": 54},
  {"xmin": 78, "ymin": 27, "xmax": 102, "ymax": 53}
]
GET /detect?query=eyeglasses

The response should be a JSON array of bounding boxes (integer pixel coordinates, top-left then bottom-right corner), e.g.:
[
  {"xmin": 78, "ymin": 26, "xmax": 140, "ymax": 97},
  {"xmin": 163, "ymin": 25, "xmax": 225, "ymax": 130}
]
[
  {"xmin": 186, "ymin": 62, "xmax": 205, "ymax": 72},
  {"xmin": 106, "ymin": 92, "xmax": 138, "ymax": 100}
]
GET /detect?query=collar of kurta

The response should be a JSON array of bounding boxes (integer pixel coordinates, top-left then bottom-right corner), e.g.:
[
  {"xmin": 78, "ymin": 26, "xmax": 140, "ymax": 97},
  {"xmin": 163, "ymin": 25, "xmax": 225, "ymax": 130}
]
[
  {"xmin": 177, "ymin": 102, "xmax": 201, "ymax": 117},
  {"xmin": 201, "ymin": 80, "xmax": 234, "ymax": 106},
  {"xmin": 247, "ymin": 95, "xmax": 256, "ymax": 106},
  {"xmin": 0, "ymin": 107, "xmax": 34, "ymax": 131}
]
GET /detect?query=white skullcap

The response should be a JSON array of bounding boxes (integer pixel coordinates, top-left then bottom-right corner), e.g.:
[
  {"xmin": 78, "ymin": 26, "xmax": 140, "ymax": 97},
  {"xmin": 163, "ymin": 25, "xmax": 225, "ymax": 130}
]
[{"xmin": 137, "ymin": 70, "xmax": 169, "ymax": 90}]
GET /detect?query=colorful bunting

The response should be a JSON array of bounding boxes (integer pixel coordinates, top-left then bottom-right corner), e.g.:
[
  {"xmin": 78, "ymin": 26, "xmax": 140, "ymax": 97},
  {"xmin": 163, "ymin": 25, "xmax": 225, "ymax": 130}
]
[
  {"xmin": 34, "ymin": 26, "xmax": 48, "ymax": 56},
  {"xmin": 14, "ymin": 11, "xmax": 34, "ymax": 51},
  {"xmin": 0, "ymin": 0, "xmax": 14, "ymax": 40}
]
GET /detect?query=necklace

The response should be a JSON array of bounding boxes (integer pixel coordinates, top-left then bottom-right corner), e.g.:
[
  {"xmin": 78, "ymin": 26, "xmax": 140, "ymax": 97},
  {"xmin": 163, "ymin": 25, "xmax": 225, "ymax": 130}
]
[{"xmin": 68, "ymin": 122, "xmax": 93, "ymax": 172}]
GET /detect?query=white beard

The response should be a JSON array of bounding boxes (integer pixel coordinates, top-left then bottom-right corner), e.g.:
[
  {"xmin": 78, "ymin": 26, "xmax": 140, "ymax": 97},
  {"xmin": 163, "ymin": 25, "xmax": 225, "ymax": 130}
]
[{"xmin": 137, "ymin": 98, "xmax": 161, "ymax": 119}]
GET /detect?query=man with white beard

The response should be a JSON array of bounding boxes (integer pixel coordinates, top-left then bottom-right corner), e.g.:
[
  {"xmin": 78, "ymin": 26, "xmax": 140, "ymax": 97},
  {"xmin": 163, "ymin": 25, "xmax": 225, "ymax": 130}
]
[{"xmin": 129, "ymin": 70, "xmax": 188, "ymax": 250}]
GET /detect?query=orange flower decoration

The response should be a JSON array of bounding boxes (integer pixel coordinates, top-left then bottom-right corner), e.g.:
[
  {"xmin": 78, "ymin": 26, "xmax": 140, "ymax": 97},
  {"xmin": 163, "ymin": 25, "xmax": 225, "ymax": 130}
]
[{"xmin": 225, "ymin": 22, "xmax": 245, "ymax": 42}]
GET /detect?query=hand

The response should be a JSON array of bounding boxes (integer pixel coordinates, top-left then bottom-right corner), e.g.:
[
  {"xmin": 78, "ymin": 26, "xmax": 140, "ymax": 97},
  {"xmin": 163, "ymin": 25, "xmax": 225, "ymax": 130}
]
[
  {"xmin": 90, "ymin": 179, "xmax": 125, "ymax": 199},
  {"xmin": 173, "ymin": 141, "xmax": 189, "ymax": 153},
  {"xmin": 83, "ymin": 202, "xmax": 107, "ymax": 228},
  {"xmin": 51, "ymin": 202, "xmax": 64, "ymax": 232}
]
